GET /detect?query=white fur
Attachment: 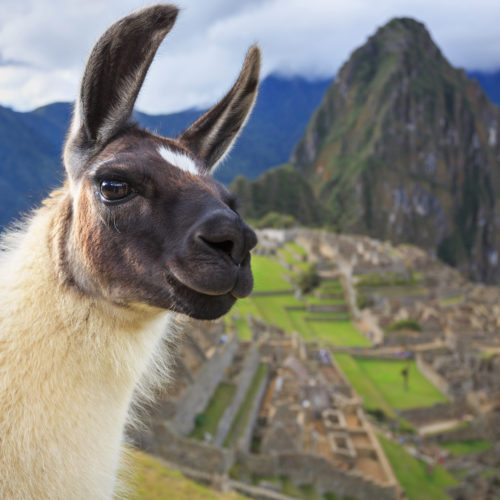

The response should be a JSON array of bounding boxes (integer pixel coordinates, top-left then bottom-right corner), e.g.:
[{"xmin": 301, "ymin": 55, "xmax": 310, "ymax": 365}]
[
  {"xmin": 158, "ymin": 146, "xmax": 199, "ymax": 175},
  {"xmin": 0, "ymin": 208, "xmax": 177, "ymax": 499}
]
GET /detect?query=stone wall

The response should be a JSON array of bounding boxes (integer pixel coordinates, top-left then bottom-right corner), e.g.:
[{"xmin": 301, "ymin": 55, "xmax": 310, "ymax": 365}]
[
  {"xmin": 399, "ymin": 402, "xmax": 459, "ymax": 427},
  {"xmin": 382, "ymin": 332, "xmax": 440, "ymax": 347},
  {"xmin": 416, "ymin": 352, "xmax": 451, "ymax": 398},
  {"xmin": 238, "ymin": 452, "xmax": 398, "ymax": 500},
  {"xmin": 214, "ymin": 345, "xmax": 260, "ymax": 446},
  {"xmin": 237, "ymin": 369, "xmax": 269, "ymax": 452},
  {"xmin": 150, "ymin": 421, "xmax": 235, "ymax": 475},
  {"xmin": 428, "ymin": 423, "xmax": 482, "ymax": 444},
  {"xmin": 171, "ymin": 334, "xmax": 239, "ymax": 435}
]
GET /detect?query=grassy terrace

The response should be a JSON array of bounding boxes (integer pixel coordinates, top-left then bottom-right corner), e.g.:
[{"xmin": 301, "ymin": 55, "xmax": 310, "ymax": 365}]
[
  {"xmin": 226, "ymin": 253, "xmax": 373, "ymax": 348},
  {"xmin": 190, "ymin": 383, "xmax": 236, "ymax": 441},
  {"xmin": 441, "ymin": 439, "xmax": 492, "ymax": 456},
  {"xmin": 128, "ymin": 448, "xmax": 248, "ymax": 500},
  {"xmin": 278, "ymin": 248, "xmax": 311, "ymax": 272},
  {"xmin": 334, "ymin": 355, "xmax": 447, "ymax": 418},
  {"xmin": 379, "ymin": 435, "xmax": 458, "ymax": 500},
  {"xmin": 251, "ymin": 254, "xmax": 293, "ymax": 291},
  {"xmin": 318, "ymin": 281, "xmax": 344, "ymax": 292},
  {"xmin": 355, "ymin": 272, "xmax": 420, "ymax": 287},
  {"xmin": 306, "ymin": 295, "xmax": 347, "ymax": 305},
  {"xmin": 440, "ymin": 295, "xmax": 464, "ymax": 306},
  {"xmin": 307, "ymin": 321, "xmax": 371, "ymax": 346},
  {"xmin": 232, "ymin": 294, "xmax": 369, "ymax": 348},
  {"xmin": 224, "ymin": 364, "xmax": 268, "ymax": 447},
  {"xmin": 286, "ymin": 241, "xmax": 308, "ymax": 258}
]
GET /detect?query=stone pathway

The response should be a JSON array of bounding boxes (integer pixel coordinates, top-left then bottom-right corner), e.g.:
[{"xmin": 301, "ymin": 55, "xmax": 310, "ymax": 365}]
[{"xmin": 418, "ymin": 419, "xmax": 462, "ymax": 436}]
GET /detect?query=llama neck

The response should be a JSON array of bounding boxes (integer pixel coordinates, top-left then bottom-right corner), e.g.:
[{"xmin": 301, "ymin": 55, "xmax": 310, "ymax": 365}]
[{"xmin": 0, "ymin": 207, "xmax": 174, "ymax": 499}]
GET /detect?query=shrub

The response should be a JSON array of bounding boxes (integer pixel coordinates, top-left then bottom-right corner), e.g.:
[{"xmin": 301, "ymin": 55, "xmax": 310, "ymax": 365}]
[
  {"xmin": 294, "ymin": 263, "xmax": 320, "ymax": 294},
  {"xmin": 194, "ymin": 413, "xmax": 206, "ymax": 428},
  {"xmin": 254, "ymin": 211, "xmax": 297, "ymax": 229},
  {"xmin": 386, "ymin": 319, "xmax": 422, "ymax": 332}
]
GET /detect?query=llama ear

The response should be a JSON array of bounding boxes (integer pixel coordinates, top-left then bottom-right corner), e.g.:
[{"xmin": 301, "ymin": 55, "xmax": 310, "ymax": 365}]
[
  {"xmin": 179, "ymin": 45, "xmax": 261, "ymax": 172},
  {"xmin": 64, "ymin": 5, "xmax": 178, "ymax": 172}
]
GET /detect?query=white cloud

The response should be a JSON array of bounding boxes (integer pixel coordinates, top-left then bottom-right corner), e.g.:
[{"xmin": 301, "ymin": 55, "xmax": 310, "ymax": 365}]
[{"xmin": 0, "ymin": 0, "xmax": 500, "ymax": 113}]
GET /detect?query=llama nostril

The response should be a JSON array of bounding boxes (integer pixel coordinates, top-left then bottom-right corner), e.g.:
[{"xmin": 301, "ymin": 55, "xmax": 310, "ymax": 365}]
[{"xmin": 200, "ymin": 237, "xmax": 234, "ymax": 258}]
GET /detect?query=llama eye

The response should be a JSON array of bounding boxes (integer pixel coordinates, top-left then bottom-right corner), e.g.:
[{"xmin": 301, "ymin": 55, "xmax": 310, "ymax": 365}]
[{"xmin": 100, "ymin": 180, "xmax": 131, "ymax": 201}]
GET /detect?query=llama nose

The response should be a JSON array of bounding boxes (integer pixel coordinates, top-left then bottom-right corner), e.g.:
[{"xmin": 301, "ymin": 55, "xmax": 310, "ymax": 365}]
[{"xmin": 196, "ymin": 211, "xmax": 257, "ymax": 265}]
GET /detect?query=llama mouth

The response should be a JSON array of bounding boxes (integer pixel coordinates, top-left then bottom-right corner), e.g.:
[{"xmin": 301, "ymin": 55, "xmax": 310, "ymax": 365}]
[
  {"xmin": 169, "ymin": 251, "xmax": 253, "ymax": 298},
  {"xmin": 159, "ymin": 258, "xmax": 253, "ymax": 320},
  {"xmin": 229, "ymin": 260, "xmax": 253, "ymax": 299}
]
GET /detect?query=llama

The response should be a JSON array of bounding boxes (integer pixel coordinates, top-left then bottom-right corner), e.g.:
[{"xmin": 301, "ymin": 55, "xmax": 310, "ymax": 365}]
[{"xmin": 0, "ymin": 4, "xmax": 260, "ymax": 499}]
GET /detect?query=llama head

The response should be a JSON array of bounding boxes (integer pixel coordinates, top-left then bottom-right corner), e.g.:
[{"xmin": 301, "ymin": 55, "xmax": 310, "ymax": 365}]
[{"xmin": 61, "ymin": 4, "xmax": 260, "ymax": 320}]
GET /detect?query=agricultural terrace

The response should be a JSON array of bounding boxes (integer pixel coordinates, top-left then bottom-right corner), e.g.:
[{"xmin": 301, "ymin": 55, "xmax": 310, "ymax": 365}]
[
  {"xmin": 334, "ymin": 355, "xmax": 448, "ymax": 418},
  {"xmin": 229, "ymin": 247, "xmax": 371, "ymax": 347},
  {"xmin": 190, "ymin": 383, "xmax": 236, "ymax": 441},
  {"xmin": 440, "ymin": 439, "xmax": 493, "ymax": 456},
  {"xmin": 224, "ymin": 364, "xmax": 268, "ymax": 447},
  {"xmin": 378, "ymin": 434, "xmax": 458, "ymax": 500}
]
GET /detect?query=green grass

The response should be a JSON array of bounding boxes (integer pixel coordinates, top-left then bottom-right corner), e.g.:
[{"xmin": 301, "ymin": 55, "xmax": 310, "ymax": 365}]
[
  {"xmin": 306, "ymin": 296, "xmax": 346, "ymax": 305},
  {"xmin": 365, "ymin": 288, "xmax": 428, "ymax": 297},
  {"xmin": 228, "ymin": 297, "xmax": 261, "ymax": 340},
  {"xmin": 231, "ymin": 317, "xmax": 252, "ymax": 341},
  {"xmin": 334, "ymin": 355, "xmax": 447, "ymax": 417},
  {"xmin": 232, "ymin": 297, "xmax": 261, "ymax": 319},
  {"xmin": 251, "ymin": 476, "xmax": 324, "ymax": 500},
  {"xmin": 229, "ymin": 257, "xmax": 367, "ymax": 348},
  {"xmin": 236, "ymin": 293, "xmax": 367, "ymax": 348},
  {"xmin": 190, "ymin": 383, "xmax": 236, "ymax": 440},
  {"xmin": 355, "ymin": 358, "xmax": 447, "ymax": 409},
  {"xmin": 379, "ymin": 435, "xmax": 457, "ymax": 500},
  {"xmin": 251, "ymin": 255, "xmax": 293, "ymax": 292},
  {"xmin": 252, "ymin": 294, "xmax": 303, "ymax": 331},
  {"xmin": 355, "ymin": 272, "xmax": 418, "ymax": 287},
  {"xmin": 224, "ymin": 364, "xmax": 268, "ymax": 447},
  {"xmin": 278, "ymin": 248, "xmax": 297, "ymax": 266},
  {"xmin": 127, "ymin": 448, "xmax": 248, "ymax": 500},
  {"xmin": 278, "ymin": 248, "xmax": 310, "ymax": 272},
  {"xmin": 288, "ymin": 309, "xmax": 315, "ymax": 337},
  {"xmin": 440, "ymin": 295, "xmax": 464, "ymax": 306},
  {"xmin": 441, "ymin": 439, "xmax": 492, "ymax": 456},
  {"xmin": 282, "ymin": 478, "xmax": 322, "ymax": 500},
  {"xmin": 319, "ymin": 281, "xmax": 343, "ymax": 292},
  {"xmin": 286, "ymin": 241, "xmax": 308, "ymax": 258},
  {"xmin": 307, "ymin": 321, "xmax": 371, "ymax": 347},
  {"xmin": 385, "ymin": 319, "xmax": 422, "ymax": 333},
  {"xmin": 334, "ymin": 354, "xmax": 395, "ymax": 417}
]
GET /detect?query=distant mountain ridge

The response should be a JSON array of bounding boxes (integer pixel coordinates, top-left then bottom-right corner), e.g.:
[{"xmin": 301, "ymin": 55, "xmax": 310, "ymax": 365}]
[{"xmin": 0, "ymin": 75, "xmax": 330, "ymax": 228}]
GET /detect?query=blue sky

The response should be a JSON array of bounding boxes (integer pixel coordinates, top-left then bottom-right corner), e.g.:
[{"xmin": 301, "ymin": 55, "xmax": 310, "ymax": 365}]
[{"xmin": 1, "ymin": 0, "xmax": 500, "ymax": 114}]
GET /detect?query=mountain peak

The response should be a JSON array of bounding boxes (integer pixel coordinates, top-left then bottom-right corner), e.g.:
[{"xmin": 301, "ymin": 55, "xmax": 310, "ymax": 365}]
[
  {"xmin": 372, "ymin": 16, "xmax": 442, "ymax": 58},
  {"xmin": 337, "ymin": 17, "xmax": 444, "ymax": 94},
  {"xmin": 291, "ymin": 16, "xmax": 500, "ymax": 283}
]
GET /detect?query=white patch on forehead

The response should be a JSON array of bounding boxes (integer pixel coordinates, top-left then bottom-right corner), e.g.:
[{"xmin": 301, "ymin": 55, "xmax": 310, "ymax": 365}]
[{"xmin": 157, "ymin": 146, "xmax": 199, "ymax": 175}]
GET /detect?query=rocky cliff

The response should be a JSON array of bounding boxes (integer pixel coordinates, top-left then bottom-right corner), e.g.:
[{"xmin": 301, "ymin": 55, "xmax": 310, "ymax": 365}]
[{"xmin": 291, "ymin": 18, "xmax": 500, "ymax": 283}]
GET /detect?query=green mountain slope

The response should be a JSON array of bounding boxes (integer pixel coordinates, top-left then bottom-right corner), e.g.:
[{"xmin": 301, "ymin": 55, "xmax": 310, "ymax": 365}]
[
  {"xmin": 230, "ymin": 164, "xmax": 326, "ymax": 227},
  {"xmin": 291, "ymin": 18, "xmax": 500, "ymax": 283}
]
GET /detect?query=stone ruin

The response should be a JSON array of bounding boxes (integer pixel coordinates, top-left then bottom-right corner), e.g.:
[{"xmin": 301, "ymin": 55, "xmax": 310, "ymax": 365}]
[{"xmin": 131, "ymin": 318, "xmax": 398, "ymax": 500}]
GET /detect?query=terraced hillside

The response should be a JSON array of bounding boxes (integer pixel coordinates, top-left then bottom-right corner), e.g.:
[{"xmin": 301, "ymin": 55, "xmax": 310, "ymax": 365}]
[{"xmin": 227, "ymin": 242, "xmax": 371, "ymax": 348}]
